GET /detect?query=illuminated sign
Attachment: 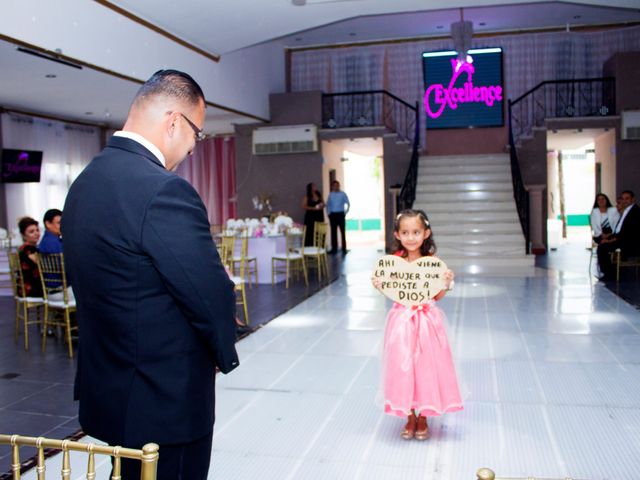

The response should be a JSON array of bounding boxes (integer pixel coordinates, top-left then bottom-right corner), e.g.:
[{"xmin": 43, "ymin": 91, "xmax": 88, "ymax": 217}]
[{"xmin": 422, "ymin": 48, "xmax": 504, "ymax": 129}]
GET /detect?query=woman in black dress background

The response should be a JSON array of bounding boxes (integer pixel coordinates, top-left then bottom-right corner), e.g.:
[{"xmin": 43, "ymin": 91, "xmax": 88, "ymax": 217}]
[{"xmin": 302, "ymin": 182, "xmax": 324, "ymax": 246}]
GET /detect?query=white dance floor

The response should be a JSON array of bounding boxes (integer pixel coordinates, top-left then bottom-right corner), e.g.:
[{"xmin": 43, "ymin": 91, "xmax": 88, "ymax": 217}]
[{"xmin": 22, "ymin": 246, "xmax": 640, "ymax": 479}]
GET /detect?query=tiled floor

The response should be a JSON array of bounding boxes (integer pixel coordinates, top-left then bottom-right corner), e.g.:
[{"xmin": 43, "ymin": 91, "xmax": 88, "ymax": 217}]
[
  {"xmin": 0, "ymin": 251, "xmax": 344, "ymax": 477},
  {"xmin": 5, "ymin": 243, "xmax": 640, "ymax": 479}
]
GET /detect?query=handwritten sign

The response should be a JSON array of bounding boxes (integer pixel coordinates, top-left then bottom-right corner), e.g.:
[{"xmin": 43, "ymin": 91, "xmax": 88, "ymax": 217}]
[{"xmin": 372, "ymin": 255, "xmax": 448, "ymax": 306}]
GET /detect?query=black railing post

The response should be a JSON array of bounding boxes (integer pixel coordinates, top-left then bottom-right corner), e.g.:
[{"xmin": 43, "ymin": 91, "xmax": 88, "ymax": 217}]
[{"xmin": 508, "ymin": 99, "xmax": 531, "ymax": 254}]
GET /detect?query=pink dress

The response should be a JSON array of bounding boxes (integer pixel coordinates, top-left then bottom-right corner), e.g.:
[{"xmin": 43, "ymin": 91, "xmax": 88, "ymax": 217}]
[{"xmin": 382, "ymin": 300, "xmax": 463, "ymax": 417}]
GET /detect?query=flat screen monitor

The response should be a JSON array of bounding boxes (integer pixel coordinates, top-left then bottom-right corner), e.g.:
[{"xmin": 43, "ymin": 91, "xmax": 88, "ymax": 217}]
[
  {"xmin": 422, "ymin": 47, "xmax": 504, "ymax": 129},
  {"xmin": 1, "ymin": 149, "xmax": 43, "ymax": 183}
]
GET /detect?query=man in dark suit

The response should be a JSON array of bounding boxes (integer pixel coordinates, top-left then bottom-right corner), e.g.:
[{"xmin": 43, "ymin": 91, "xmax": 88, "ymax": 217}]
[
  {"xmin": 62, "ymin": 70, "xmax": 239, "ymax": 480},
  {"xmin": 597, "ymin": 190, "xmax": 640, "ymax": 279}
]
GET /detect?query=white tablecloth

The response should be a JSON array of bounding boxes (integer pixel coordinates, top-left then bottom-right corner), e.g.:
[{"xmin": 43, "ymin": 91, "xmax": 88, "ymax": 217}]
[{"xmin": 236, "ymin": 235, "xmax": 287, "ymax": 284}]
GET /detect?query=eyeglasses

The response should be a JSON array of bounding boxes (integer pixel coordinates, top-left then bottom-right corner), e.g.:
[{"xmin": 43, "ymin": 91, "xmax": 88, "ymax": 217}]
[{"xmin": 180, "ymin": 113, "xmax": 206, "ymax": 142}]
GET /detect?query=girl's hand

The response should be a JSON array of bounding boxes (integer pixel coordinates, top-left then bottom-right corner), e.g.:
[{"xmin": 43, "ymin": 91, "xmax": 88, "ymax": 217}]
[
  {"xmin": 371, "ymin": 276, "xmax": 383, "ymax": 290},
  {"xmin": 444, "ymin": 269, "xmax": 455, "ymax": 290}
]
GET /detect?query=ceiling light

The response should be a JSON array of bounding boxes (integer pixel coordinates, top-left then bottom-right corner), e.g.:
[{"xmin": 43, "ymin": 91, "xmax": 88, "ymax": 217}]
[
  {"xmin": 349, "ymin": 32, "xmax": 356, "ymax": 36},
  {"xmin": 17, "ymin": 47, "xmax": 83, "ymax": 70},
  {"xmin": 292, "ymin": 0, "xmax": 305, "ymax": 5},
  {"xmin": 436, "ymin": 25, "xmax": 444, "ymax": 29},
  {"xmin": 45, "ymin": 74, "xmax": 57, "ymax": 78},
  {"xmin": 479, "ymin": 22, "xmax": 486, "ymax": 26},
  {"xmin": 85, "ymin": 112, "xmax": 93, "ymax": 115},
  {"xmin": 573, "ymin": 15, "xmax": 581, "ymax": 19}
]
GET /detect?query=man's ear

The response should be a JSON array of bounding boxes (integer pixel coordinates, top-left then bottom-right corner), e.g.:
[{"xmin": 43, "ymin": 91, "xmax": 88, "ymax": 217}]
[{"xmin": 166, "ymin": 111, "xmax": 180, "ymax": 138}]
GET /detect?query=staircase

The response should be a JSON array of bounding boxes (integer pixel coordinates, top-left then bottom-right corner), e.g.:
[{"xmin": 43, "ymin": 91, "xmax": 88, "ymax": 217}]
[{"xmin": 413, "ymin": 154, "xmax": 535, "ymax": 274}]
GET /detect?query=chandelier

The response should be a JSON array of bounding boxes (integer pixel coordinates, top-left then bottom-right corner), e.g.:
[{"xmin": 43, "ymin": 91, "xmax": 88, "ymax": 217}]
[{"xmin": 450, "ymin": 8, "xmax": 473, "ymax": 62}]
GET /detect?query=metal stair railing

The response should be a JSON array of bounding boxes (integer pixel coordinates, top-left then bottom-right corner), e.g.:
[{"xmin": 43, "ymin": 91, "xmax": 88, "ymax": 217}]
[{"xmin": 398, "ymin": 101, "xmax": 421, "ymax": 212}]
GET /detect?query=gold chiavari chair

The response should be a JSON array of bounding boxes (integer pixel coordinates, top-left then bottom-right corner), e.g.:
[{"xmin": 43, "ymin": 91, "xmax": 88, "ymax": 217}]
[
  {"xmin": 303, "ymin": 222, "xmax": 330, "ymax": 282},
  {"xmin": 217, "ymin": 244, "xmax": 229, "ymax": 267},
  {"xmin": 228, "ymin": 252, "xmax": 249, "ymax": 326},
  {"xmin": 231, "ymin": 233, "xmax": 258, "ymax": 288},
  {"xmin": 37, "ymin": 253, "xmax": 77, "ymax": 358},
  {"xmin": 0, "ymin": 433, "xmax": 158, "ymax": 480},
  {"xmin": 272, "ymin": 227, "xmax": 308, "ymax": 288},
  {"xmin": 220, "ymin": 235, "xmax": 236, "ymax": 271},
  {"xmin": 8, "ymin": 252, "xmax": 46, "ymax": 351},
  {"xmin": 209, "ymin": 224, "xmax": 223, "ymax": 245}
]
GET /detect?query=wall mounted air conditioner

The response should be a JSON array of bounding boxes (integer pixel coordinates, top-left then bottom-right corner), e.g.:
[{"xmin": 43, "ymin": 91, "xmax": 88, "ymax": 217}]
[
  {"xmin": 621, "ymin": 110, "xmax": 640, "ymax": 140},
  {"xmin": 252, "ymin": 124, "xmax": 318, "ymax": 155}
]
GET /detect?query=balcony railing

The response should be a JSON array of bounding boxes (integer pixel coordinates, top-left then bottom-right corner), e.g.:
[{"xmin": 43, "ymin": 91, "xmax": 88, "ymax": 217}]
[
  {"xmin": 322, "ymin": 90, "xmax": 418, "ymax": 145},
  {"xmin": 507, "ymin": 77, "xmax": 616, "ymax": 251},
  {"xmin": 509, "ymin": 77, "xmax": 615, "ymax": 144}
]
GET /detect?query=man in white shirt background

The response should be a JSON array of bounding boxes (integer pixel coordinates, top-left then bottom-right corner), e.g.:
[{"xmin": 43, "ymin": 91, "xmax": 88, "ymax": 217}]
[{"xmin": 326, "ymin": 180, "xmax": 350, "ymax": 254}]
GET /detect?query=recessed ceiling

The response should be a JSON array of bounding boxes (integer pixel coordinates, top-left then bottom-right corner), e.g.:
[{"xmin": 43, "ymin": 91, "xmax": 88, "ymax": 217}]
[{"xmin": 0, "ymin": 0, "xmax": 637, "ymax": 134}]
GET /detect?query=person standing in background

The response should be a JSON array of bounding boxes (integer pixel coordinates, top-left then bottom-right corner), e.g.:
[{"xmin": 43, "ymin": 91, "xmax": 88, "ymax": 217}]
[
  {"xmin": 302, "ymin": 182, "xmax": 324, "ymax": 246},
  {"xmin": 326, "ymin": 180, "xmax": 350, "ymax": 254},
  {"xmin": 63, "ymin": 69, "xmax": 239, "ymax": 480}
]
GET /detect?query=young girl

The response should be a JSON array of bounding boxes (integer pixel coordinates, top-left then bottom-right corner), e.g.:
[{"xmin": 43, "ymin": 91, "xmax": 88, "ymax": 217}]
[{"xmin": 372, "ymin": 209, "xmax": 462, "ymax": 440}]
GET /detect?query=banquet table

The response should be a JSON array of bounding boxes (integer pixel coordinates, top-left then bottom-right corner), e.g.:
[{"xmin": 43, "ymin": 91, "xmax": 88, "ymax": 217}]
[{"xmin": 235, "ymin": 235, "xmax": 288, "ymax": 284}]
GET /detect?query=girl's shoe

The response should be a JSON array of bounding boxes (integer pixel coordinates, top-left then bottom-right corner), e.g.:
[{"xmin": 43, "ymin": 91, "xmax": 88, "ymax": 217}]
[
  {"xmin": 401, "ymin": 413, "xmax": 417, "ymax": 440},
  {"xmin": 415, "ymin": 415, "xmax": 429, "ymax": 440}
]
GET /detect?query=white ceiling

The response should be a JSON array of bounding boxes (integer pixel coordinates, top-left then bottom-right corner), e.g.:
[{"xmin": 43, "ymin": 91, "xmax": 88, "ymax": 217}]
[
  {"xmin": 112, "ymin": 0, "xmax": 640, "ymax": 54},
  {"xmin": 0, "ymin": 0, "xmax": 637, "ymax": 134}
]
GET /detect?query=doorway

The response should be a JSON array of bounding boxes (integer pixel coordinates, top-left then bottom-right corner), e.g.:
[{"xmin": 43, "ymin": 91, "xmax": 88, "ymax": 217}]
[
  {"xmin": 321, "ymin": 138, "xmax": 384, "ymax": 251},
  {"xmin": 547, "ymin": 128, "xmax": 616, "ymax": 249}
]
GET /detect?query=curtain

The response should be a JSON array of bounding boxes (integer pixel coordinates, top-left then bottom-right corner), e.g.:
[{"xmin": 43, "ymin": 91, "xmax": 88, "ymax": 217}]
[
  {"xmin": 291, "ymin": 25, "xmax": 640, "ymax": 150},
  {"xmin": 176, "ymin": 136, "xmax": 237, "ymax": 225},
  {"xmin": 1, "ymin": 113, "xmax": 101, "ymax": 231}
]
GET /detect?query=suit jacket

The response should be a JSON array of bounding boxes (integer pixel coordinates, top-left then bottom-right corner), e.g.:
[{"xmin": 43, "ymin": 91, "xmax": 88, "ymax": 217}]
[
  {"xmin": 62, "ymin": 136, "xmax": 239, "ymax": 447},
  {"xmin": 616, "ymin": 203, "xmax": 640, "ymax": 258}
]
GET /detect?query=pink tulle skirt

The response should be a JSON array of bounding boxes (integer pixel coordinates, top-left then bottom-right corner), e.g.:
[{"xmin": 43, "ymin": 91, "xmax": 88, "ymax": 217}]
[{"xmin": 382, "ymin": 301, "xmax": 463, "ymax": 418}]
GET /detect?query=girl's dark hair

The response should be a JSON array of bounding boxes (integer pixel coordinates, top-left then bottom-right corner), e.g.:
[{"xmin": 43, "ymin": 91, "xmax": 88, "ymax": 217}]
[
  {"xmin": 18, "ymin": 216, "xmax": 38, "ymax": 235},
  {"xmin": 392, "ymin": 209, "xmax": 436, "ymax": 257},
  {"xmin": 592, "ymin": 193, "xmax": 612, "ymax": 209}
]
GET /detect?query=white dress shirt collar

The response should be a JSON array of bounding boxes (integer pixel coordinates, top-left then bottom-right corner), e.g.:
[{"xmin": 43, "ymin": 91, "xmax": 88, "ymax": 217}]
[{"xmin": 113, "ymin": 131, "xmax": 166, "ymax": 168}]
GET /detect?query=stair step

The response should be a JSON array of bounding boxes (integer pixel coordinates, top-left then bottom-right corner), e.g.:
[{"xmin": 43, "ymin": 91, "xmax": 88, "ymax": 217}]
[
  {"xmin": 419, "ymin": 201, "xmax": 516, "ymax": 213},
  {"xmin": 425, "ymin": 213, "xmax": 521, "ymax": 224},
  {"xmin": 416, "ymin": 182, "xmax": 513, "ymax": 193},
  {"xmin": 437, "ymin": 233, "xmax": 525, "ymax": 245},
  {"xmin": 441, "ymin": 254, "xmax": 534, "ymax": 266},
  {"xmin": 419, "ymin": 154, "xmax": 509, "ymax": 168},
  {"xmin": 438, "ymin": 244, "xmax": 526, "ymax": 255},
  {"xmin": 434, "ymin": 223, "xmax": 523, "ymax": 235},
  {"xmin": 418, "ymin": 172, "xmax": 512, "ymax": 184},
  {"xmin": 422, "ymin": 164, "xmax": 510, "ymax": 175},
  {"xmin": 415, "ymin": 191, "xmax": 514, "ymax": 202}
]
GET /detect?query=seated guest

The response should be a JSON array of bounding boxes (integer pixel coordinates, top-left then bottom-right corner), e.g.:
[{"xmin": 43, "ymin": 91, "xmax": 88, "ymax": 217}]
[
  {"xmin": 616, "ymin": 196, "xmax": 625, "ymax": 214},
  {"xmin": 17, "ymin": 216, "xmax": 43, "ymax": 298},
  {"xmin": 38, "ymin": 208, "xmax": 63, "ymax": 254},
  {"xmin": 590, "ymin": 193, "xmax": 619, "ymax": 244},
  {"xmin": 597, "ymin": 190, "xmax": 640, "ymax": 279}
]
